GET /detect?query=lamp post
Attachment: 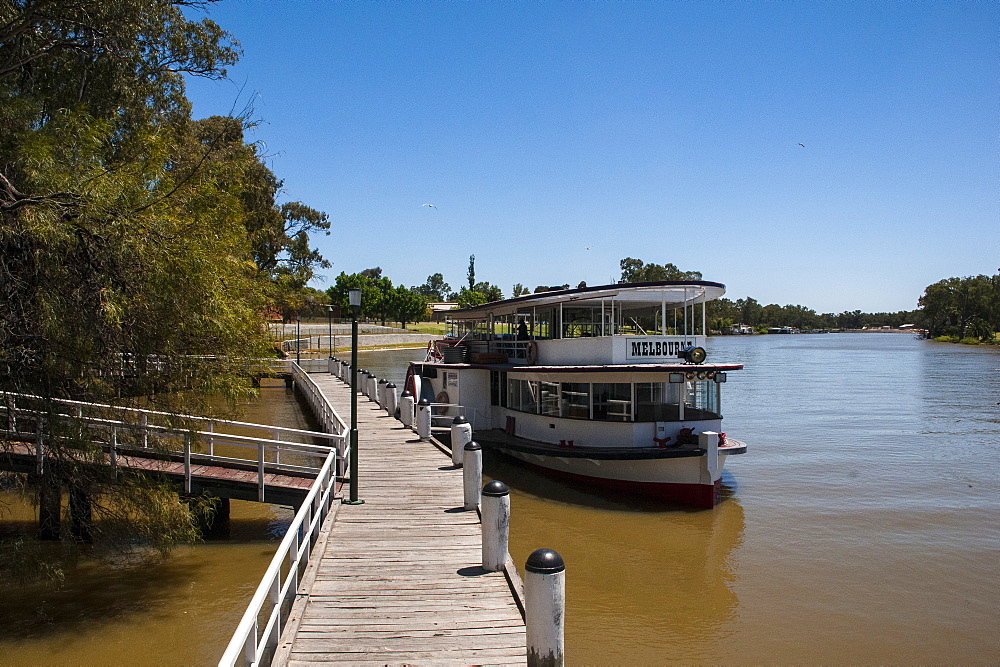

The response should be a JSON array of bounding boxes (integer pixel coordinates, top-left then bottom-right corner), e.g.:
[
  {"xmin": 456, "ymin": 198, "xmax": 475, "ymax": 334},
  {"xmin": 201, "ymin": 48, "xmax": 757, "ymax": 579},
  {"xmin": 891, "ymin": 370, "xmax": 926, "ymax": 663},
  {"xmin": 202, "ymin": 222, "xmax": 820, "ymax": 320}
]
[
  {"xmin": 346, "ymin": 288, "xmax": 363, "ymax": 504},
  {"xmin": 295, "ymin": 312, "xmax": 301, "ymax": 365},
  {"xmin": 326, "ymin": 304, "xmax": 334, "ymax": 357}
]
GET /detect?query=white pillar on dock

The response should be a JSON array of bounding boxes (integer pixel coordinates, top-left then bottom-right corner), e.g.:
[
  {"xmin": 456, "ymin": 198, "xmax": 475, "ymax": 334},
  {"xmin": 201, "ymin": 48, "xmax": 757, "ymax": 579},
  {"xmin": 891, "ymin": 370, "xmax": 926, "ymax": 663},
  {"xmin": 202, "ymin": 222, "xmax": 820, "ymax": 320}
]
[
  {"xmin": 450, "ymin": 415, "xmax": 473, "ymax": 466},
  {"xmin": 385, "ymin": 383, "xmax": 398, "ymax": 417},
  {"xmin": 377, "ymin": 378, "xmax": 388, "ymax": 408},
  {"xmin": 399, "ymin": 391, "xmax": 414, "ymax": 427},
  {"xmin": 525, "ymin": 548, "xmax": 566, "ymax": 667},
  {"xmin": 481, "ymin": 480, "xmax": 509, "ymax": 572},
  {"xmin": 463, "ymin": 441, "xmax": 482, "ymax": 510},
  {"xmin": 416, "ymin": 398, "xmax": 431, "ymax": 440}
]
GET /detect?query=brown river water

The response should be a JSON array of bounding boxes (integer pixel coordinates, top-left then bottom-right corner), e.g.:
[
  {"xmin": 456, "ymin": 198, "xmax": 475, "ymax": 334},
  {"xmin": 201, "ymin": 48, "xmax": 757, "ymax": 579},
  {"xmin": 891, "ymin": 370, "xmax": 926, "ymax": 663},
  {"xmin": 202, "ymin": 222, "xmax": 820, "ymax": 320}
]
[{"xmin": 2, "ymin": 335, "xmax": 998, "ymax": 664}]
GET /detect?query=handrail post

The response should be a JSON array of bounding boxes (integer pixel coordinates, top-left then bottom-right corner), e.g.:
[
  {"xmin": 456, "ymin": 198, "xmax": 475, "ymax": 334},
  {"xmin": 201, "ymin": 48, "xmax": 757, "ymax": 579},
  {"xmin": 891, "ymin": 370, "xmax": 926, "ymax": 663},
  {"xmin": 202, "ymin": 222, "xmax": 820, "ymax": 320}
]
[
  {"xmin": 243, "ymin": 619, "xmax": 259, "ymax": 665},
  {"xmin": 35, "ymin": 416, "xmax": 44, "ymax": 475},
  {"xmin": 110, "ymin": 426, "xmax": 118, "ymax": 475},
  {"xmin": 184, "ymin": 433, "xmax": 192, "ymax": 494},
  {"xmin": 140, "ymin": 412, "xmax": 148, "ymax": 448},
  {"xmin": 207, "ymin": 420, "xmax": 214, "ymax": 458},
  {"xmin": 258, "ymin": 442, "xmax": 265, "ymax": 503}
]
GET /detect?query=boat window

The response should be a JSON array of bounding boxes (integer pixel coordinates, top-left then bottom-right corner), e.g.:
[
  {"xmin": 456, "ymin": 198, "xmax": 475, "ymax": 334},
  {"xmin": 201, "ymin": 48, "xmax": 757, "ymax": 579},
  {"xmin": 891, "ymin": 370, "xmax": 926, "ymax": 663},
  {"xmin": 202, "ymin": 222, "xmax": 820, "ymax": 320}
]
[
  {"xmin": 539, "ymin": 381, "xmax": 560, "ymax": 416},
  {"xmin": 560, "ymin": 383, "xmax": 590, "ymax": 419},
  {"xmin": 561, "ymin": 307, "xmax": 602, "ymax": 338},
  {"xmin": 507, "ymin": 378, "xmax": 537, "ymax": 413},
  {"xmin": 685, "ymin": 381, "xmax": 720, "ymax": 420},
  {"xmin": 592, "ymin": 383, "xmax": 632, "ymax": 422},
  {"xmin": 490, "ymin": 371, "xmax": 507, "ymax": 407},
  {"xmin": 635, "ymin": 382, "xmax": 683, "ymax": 421}
]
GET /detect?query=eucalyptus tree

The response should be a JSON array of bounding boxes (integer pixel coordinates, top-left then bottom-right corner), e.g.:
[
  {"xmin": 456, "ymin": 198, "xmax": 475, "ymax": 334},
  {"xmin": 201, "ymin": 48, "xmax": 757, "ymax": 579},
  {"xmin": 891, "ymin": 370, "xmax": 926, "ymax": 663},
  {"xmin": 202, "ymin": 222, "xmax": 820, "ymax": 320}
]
[
  {"xmin": 0, "ymin": 1, "xmax": 327, "ymax": 577},
  {"xmin": 414, "ymin": 273, "xmax": 452, "ymax": 301},
  {"xmin": 619, "ymin": 257, "xmax": 702, "ymax": 283}
]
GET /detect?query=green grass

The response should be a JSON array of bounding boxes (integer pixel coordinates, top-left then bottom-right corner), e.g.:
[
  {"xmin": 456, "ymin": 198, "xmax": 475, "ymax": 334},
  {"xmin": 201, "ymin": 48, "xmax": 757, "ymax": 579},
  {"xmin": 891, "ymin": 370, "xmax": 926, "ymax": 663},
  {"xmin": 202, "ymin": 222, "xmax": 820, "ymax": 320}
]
[{"xmin": 402, "ymin": 322, "xmax": 451, "ymax": 335}]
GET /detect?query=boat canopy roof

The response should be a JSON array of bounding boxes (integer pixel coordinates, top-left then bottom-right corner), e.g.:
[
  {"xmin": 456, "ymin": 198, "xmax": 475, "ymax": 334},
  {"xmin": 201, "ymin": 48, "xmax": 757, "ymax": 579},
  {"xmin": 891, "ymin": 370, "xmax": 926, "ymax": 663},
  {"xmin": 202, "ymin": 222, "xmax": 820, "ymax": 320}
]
[{"xmin": 449, "ymin": 280, "xmax": 726, "ymax": 320}]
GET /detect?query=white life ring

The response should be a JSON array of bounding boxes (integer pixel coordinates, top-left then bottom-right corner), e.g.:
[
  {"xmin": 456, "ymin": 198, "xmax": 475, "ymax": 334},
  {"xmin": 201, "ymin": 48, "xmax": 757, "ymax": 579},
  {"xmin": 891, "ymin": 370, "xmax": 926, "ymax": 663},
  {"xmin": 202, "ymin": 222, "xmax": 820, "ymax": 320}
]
[{"xmin": 435, "ymin": 390, "xmax": 450, "ymax": 415}]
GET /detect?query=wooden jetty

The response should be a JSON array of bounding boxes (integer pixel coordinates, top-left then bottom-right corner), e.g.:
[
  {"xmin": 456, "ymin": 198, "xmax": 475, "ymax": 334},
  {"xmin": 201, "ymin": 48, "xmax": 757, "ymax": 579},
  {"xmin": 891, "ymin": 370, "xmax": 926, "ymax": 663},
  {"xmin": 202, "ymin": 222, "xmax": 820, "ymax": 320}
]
[{"xmin": 274, "ymin": 372, "xmax": 527, "ymax": 665}]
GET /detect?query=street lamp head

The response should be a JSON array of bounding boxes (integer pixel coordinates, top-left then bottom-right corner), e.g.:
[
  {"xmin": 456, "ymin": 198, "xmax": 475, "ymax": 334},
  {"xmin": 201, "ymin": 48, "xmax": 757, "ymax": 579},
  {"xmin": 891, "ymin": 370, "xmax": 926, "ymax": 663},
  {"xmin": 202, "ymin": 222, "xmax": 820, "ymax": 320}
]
[
  {"xmin": 326, "ymin": 304, "xmax": 334, "ymax": 313},
  {"xmin": 349, "ymin": 288, "xmax": 362, "ymax": 316}
]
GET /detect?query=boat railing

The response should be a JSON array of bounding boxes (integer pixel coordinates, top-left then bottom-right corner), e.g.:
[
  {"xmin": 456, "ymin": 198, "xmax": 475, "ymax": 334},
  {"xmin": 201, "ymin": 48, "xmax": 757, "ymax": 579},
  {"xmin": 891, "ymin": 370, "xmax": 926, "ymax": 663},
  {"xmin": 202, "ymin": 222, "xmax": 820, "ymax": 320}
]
[{"xmin": 491, "ymin": 340, "xmax": 530, "ymax": 361}]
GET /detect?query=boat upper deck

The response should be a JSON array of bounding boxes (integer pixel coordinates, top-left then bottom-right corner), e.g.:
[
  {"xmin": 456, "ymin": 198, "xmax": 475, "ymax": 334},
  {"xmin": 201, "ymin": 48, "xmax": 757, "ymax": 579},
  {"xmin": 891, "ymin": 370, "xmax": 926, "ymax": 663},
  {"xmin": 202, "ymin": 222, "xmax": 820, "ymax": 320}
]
[{"xmin": 438, "ymin": 281, "xmax": 728, "ymax": 367}]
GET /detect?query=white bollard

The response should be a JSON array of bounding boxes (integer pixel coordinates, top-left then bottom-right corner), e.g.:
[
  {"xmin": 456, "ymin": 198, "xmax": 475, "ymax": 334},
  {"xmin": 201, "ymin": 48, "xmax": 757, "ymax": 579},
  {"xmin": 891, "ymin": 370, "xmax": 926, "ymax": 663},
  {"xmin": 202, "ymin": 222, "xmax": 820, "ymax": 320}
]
[
  {"xmin": 463, "ymin": 441, "xmax": 482, "ymax": 510},
  {"xmin": 450, "ymin": 415, "xmax": 473, "ymax": 467},
  {"xmin": 366, "ymin": 373, "xmax": 377, "ymax": 401},
  {"xmin": 385, "ymin": 383, "xmax": 398, "ymax": 417},
  {"xmin": 377, "ymin": 378, "xmax": 388, "ymax": 408},
  {"xmin": 481, "ymin": 480, "xmax": 510, "ymax": 572},
  {"xmin": 327, "ymin": 357, "xmax": 335, "ymax": 374},
  {"xmin": 416, "ymin": 398, "xmax": 432, "ymax": 440},
  {"xmin": 399, "ymin": 390, "xmax": 414, "ymax": 427},
  {"xmin": 525, "ymin": 549, "xmax": 566, "ymax": 667}
]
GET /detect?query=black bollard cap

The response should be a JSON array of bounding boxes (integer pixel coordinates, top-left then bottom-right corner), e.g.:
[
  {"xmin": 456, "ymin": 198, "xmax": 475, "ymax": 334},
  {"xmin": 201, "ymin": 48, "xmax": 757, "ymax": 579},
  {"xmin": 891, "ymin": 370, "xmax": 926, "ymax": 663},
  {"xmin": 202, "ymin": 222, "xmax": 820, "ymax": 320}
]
[
  {"xmin": 482, "ymin": 480, "xmax": 509, "ymax": 497},
  {"xmin": 400, "ymin": 390, "xmax": 412, "ymax": 397},
  {"xmin": 418, "ymin": 398, "xmax": 430, "ymax": 406},
  {"xmin": 451, "ymin": 415, "xmax": 467, "ymax": 425},
  {"xmin": 386, "ymin": 383, "xmax": 396, "ymax": 388},
  {"xmin": 378, "ymin": 378, "xmax": 387, "ymax": 384},
  {"xmin": 464, "ymin": 440, "xmax": 481, "ymax": 451},
  {"xmin": 525, "ymin": 548, "xmax": 565, "ymax": 574}
]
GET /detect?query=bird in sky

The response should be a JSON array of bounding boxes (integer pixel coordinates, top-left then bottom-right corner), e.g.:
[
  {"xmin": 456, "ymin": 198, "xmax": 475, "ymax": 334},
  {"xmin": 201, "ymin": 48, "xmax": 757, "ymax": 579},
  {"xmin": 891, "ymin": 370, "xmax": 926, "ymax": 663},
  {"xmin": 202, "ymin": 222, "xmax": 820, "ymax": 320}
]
[
  {"xmin": 422, "ymin": 203, "xmax": 436, "ymax": 209},
  {"xmin": 585, "ymin": 246, "xmax": 592, "ymax": 250},
  {"xmin": 797, "ymin": 143, "xmax": 806, "ymax": 148}
]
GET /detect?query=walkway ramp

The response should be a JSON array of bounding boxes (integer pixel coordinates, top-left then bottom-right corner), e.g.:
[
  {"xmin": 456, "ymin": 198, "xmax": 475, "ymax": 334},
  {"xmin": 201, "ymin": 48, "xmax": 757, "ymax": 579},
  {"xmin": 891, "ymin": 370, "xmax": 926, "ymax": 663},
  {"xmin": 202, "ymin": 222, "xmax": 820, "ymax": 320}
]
[{"xmin": 276, "ymin": 374, "xmax": 526, "ymax": 665}]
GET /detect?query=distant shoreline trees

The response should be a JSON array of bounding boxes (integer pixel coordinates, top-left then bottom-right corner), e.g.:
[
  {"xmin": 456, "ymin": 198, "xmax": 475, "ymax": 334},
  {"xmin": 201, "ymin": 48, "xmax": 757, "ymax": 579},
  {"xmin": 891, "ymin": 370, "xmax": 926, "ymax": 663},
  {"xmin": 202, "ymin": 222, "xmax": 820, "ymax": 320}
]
[{"xmin": 917, "ymin": 273, "xmax": 999, "ymax": 342}]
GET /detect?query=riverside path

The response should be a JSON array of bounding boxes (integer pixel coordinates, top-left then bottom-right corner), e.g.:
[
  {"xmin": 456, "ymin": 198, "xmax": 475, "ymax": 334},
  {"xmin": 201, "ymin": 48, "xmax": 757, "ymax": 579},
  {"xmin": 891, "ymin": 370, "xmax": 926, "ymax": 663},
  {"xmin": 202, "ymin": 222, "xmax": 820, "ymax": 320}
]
[{"xmin": 273, "ymin": 370, "xmax": 527, "ymax": 665}]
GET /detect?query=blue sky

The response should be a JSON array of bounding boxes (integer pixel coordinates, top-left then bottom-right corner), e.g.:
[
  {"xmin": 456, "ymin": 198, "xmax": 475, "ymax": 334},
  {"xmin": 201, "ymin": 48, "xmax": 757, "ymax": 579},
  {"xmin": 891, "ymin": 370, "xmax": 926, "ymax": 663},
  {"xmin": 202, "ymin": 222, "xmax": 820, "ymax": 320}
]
[{"xmin": 184, "ymin": 1, "xmax": 998, "ymax": 314}]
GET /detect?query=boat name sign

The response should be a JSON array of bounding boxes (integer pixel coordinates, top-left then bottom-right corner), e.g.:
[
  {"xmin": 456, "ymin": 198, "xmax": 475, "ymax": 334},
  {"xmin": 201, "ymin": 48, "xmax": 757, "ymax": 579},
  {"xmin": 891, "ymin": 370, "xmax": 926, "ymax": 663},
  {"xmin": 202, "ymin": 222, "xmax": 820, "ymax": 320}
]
[{"xmin": 626, "ymin": 337, "xmax": 698, "ymax": 360}]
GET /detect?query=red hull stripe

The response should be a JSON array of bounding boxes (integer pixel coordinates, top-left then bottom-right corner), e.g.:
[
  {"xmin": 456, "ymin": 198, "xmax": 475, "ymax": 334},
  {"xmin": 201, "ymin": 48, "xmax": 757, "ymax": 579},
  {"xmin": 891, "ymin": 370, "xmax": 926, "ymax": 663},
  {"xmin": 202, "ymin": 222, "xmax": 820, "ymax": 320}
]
[{"xmin": 511, "ymin": 457, "xmax": 721, "ymax": 510}]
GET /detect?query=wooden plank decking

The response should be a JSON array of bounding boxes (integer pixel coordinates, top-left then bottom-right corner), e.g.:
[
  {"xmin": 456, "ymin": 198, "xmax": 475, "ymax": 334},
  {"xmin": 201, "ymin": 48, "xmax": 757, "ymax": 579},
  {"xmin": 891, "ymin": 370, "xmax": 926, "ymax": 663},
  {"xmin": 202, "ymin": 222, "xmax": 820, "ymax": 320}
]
[{"xmin": 276, "ymin": 373, "xmax": 526, "ymax": 665}]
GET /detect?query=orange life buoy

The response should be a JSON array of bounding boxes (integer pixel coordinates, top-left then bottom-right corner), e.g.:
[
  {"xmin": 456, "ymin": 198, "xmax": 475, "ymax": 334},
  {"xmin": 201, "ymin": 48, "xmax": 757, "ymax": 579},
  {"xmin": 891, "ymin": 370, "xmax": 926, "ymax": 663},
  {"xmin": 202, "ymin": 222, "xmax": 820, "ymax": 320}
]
[
  {"xmin": 525, "ymin": 340, "xmax": 538, "ymax": 365},
  {"xmin": 435, "ymin": 390, "xmax": 450, "ymax": 415}
]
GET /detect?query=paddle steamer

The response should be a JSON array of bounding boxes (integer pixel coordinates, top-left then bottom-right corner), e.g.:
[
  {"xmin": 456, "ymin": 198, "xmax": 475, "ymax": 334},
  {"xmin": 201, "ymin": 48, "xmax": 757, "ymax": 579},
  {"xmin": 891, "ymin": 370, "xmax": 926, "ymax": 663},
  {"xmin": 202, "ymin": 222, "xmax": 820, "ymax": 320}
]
[{"xmin": 404, "ymin": 280, "xmax": 747, "ymax": 508}]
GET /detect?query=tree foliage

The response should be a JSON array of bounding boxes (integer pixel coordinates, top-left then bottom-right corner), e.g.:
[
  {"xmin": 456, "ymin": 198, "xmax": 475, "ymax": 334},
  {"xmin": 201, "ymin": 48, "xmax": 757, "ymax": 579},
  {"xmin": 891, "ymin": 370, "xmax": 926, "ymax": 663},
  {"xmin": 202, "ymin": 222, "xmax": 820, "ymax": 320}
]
[
  {"xmin": 0, "ymin": 0, "xmax": 327, "ymax": 575},
  {"xmin": 413, "ymin": 273, "xmax": 451, "ymax": 302},
  {"xmin": 619, "ymin": 258, "xmax": 702, "ymax": 283},
  {"xmin": 326, "ymin": 271, "xmax": 428, "ymax": 327},
  {"xmin": 917, "ymin": 273, "xmax": 999, "ymax": 340}
]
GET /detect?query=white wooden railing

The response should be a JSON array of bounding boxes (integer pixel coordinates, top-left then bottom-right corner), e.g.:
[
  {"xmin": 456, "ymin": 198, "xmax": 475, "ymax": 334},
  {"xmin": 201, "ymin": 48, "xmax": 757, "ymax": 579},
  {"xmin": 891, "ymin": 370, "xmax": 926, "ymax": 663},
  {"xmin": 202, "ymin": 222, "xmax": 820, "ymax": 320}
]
[
  {"xmin": 0, "ymin": 391, "xmax": 344, "ymax": 501},
  {"xmin": 218, "ymin": 360, "xmax": 348, "ymax": 665},
  {"xmin": 218, "ymin": 447, "xmax": 339, "ymax": 667}
]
